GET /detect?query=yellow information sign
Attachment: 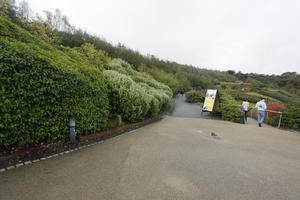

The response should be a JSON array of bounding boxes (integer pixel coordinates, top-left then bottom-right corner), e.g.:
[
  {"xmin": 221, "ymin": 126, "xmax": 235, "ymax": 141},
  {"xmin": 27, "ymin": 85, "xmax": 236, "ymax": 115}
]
[{"xmin": 203, "ymin": 89, "xmax": 217, "ymax": 112}]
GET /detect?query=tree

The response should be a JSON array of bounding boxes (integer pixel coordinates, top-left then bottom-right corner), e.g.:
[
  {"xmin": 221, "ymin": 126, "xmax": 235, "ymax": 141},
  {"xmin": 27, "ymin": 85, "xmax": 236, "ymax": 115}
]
[
  {"xmin": 43, "ymin": 9, "xmax": 73, "ymax": 32},
  {"xmin": 0, "ymin": 0, "xmax": 20, "ymax": 23},
  {"xmin": 17, "ymin": 0, "xmax": 32, "ymax": 21},
  {"xmin": 227, "ymin": 70, "xmax": 235, "ymax": 75}
]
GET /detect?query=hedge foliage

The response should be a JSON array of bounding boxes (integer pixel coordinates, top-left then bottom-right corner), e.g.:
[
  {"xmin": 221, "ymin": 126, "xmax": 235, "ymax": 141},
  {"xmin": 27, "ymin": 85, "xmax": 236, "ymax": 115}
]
[
  {"xmin": 280, "ymin": 106, "xmax": 300, "ymax": 129},
  {"xmin": 0, "ymin": 17, "xmax": 172, "ymax": 146},
  {"xmin": 219, "ymin": 92, "xmax": 241, "ymax": 123},
  {"xmin": 104, "ymin": 59, "xmax": 172, "ymax": 122},
  {"xmin": 185, "ymin": 90, "xmax": 205, "ymax": 103},
  {"xmin": 266, "ymin": 106, "xmax": 300, "ymax": 129},
  {"xmin": 0, "ymin": 17, "xmax": 112, "ymax": 146}
]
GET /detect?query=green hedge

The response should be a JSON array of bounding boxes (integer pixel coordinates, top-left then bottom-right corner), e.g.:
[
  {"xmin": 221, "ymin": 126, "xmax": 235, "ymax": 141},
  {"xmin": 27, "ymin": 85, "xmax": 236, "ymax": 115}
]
[
  {"xmin": 281, "ymin": 106, "xmax": 300, "ymax": 129},
  {"xmin": 107, "ymin": 59, "xmax": 173, "ymax": 96},
  {"xmin": 225, "ymin": 89, "xmax": 262, "ymax": 103},
  {"xmin": 0, "ymin": 17, "xmax": 113, "ymax": 146},
  {"xmin": 104, "ymin": 59, "xmax": 172, "ymax": 122},
  {"xmin": 219, "ymin": 92, "xmax": 241, "ymax": 123},
  {"xmin": 0, "ymin": 17, "xmax": 174, "ymax": 146},
  {"xmin": 185, "ymin": 90, "xmax": 205, "ymax": 103},
  {"xmin": 266, "ymin": 106, "xmax": 300, "ymax": 129}
]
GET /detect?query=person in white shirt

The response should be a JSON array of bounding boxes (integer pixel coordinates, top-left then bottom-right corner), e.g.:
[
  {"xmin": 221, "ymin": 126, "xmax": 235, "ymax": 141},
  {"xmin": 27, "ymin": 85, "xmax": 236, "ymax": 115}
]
[
  {"xmin": 255, "ymin": 98, "xmax": 267, "ymax": 127},
  {"xmin": 242, "ymin": 100, "xmax": 250, "ymax": 122}
]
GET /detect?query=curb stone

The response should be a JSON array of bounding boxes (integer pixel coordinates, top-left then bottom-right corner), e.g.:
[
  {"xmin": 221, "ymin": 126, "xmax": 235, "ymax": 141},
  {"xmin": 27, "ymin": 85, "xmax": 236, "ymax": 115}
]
[
  {"xmin": 24, "ymin": 161, "xmax": 32, "ymax": 165},
  {"xmin": 0, "ymin": 122, "xmax": 157, "ymax": 173},
  {"xmin": 15, "ymin": 163, "xmax": 24, "ymax": 168},
  {"xmin": 6, "ymin": 166, "xmax": 15, "ymax": 170}
]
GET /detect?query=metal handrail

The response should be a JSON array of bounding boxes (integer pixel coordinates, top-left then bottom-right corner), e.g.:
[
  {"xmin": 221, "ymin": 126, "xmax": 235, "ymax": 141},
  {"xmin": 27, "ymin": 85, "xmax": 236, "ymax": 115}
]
[
  {"xmin": 223, "ymin": 104, "xmax": 284, "ymax": 128},
  {"xmin": 249, "ymin": 108, "xmax": 283, "ymax": 128}
]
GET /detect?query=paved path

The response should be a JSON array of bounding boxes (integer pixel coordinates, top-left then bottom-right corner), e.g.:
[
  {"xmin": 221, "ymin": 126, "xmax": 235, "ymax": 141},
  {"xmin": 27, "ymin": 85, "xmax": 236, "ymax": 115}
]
[
  {"xmin": 172, "ymin": 95, "xmax": 205, "ymax": 118},
  {"xmin": 171, "ymin": 95, "xmax": 219, "ymax": 120},
  {"xmin": 1, "ymin": 98, "xmax": 300, "ymax": 200}
]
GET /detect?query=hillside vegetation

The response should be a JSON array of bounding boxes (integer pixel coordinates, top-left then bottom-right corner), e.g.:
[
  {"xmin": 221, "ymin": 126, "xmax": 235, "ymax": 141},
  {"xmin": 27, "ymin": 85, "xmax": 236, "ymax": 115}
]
[
  {"xmin": 0, "ymin": 1, "xmax": 299, "ymax": 147},
  {"xmin": 0, "ymin": 16, "xmax": 172, "ymax": 146}
]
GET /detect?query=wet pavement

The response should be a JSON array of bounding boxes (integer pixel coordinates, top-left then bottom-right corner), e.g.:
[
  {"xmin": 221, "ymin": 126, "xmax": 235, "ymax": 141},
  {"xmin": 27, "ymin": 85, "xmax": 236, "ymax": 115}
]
[
  {"xmin": 171, "ymin": 95, "xmax": 211, "ymax": 118},
  {"xmin": 1, "ymin": 97, "xmax": 300, "ymax": 200}
]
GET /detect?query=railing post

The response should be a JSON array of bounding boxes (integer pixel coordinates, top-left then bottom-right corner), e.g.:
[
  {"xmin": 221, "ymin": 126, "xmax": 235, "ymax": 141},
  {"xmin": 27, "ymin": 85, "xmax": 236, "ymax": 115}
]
[{"xmin": 278, "ymin": 113, "xmax": 282, "ymax": 129}]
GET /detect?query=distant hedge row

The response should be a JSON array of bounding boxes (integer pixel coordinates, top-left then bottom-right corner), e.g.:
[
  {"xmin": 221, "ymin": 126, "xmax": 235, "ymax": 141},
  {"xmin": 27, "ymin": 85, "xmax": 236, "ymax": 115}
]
[
  {"xmin": 225, "ymin": 89, "xmax": 262, "ymax": 103},
  {"xmin": 0, "ymin": 17, "xmax": 172, "ymax": 146},
  {"xmin": 185, "ymin": 90, "xmax": 205, "ymax": 103}
]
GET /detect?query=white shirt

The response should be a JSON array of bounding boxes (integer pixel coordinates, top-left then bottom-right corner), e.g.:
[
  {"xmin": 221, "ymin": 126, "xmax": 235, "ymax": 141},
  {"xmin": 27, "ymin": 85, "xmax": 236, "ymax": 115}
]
[
  {"xmin": 255, "ymin": 100, "xmax": 267, "ymax": 111},
  {"xmin": 242, "ymin": 101, "xmax": 249, "ymax": 111}
]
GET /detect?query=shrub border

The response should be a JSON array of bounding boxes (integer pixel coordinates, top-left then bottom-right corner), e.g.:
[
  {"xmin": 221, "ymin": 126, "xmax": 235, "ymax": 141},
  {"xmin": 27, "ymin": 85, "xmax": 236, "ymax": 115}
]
[{"xmin": 0, "ymin": 115, "xmax": 165, "ymax": 172}]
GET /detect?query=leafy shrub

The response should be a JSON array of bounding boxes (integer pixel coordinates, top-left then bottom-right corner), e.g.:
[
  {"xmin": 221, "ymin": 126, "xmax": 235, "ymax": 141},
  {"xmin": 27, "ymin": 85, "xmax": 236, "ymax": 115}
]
[
  {"xmin": 185, "ymin": 90, "xmax": 205, "ymax": 103},
  {"xmin": 104, "ymin": 60, "xmax": 172, "ymax": 122},
  {"xmin": 266, "ymin": 106, "xmax": 300, "ymax": 129},
  {"xmin": 0, "ymin": 17, "xmax": 110, "ymax": 146},
  {"xmin": 219, "ymin": 92, "xmax": 241, "ymax": 123},
  {"xmin": 281, "ymin": 106, "xmax": 300, "ymax": 129},
  {"xmin": 107, "ymin": 59, "xmax": 173, "ymax": 97},
  {"xmin": 104, "ymin": 70, "xmax": 148, "ymax": 122},
  {"xmin": 267, "ymin": 102, "xmax": 286, "ymax": 117}
]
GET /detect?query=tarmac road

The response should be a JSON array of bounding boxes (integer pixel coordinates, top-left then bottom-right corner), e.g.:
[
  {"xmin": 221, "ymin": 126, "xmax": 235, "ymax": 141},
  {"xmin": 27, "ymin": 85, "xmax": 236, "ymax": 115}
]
[
  {"xmin": 171, "ymin": 95, "xmax": 211, "ymax": 118},
  {"xmin": 1, "ymin": 97, "xmax": 300, "ymax": 200}
]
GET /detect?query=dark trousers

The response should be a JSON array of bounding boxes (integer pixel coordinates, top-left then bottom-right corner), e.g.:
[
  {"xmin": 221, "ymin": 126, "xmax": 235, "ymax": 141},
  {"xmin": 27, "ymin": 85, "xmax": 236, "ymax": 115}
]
[{"xmin": 244, "ymin": 111, "xmax": 248, "ymax": 121}]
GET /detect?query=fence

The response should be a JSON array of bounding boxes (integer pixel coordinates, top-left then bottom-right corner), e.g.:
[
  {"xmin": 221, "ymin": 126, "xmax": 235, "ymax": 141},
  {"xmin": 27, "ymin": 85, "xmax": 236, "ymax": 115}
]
[{"xmin": 249, "ymin": 108, "xmax": 283, "ymax": 128}]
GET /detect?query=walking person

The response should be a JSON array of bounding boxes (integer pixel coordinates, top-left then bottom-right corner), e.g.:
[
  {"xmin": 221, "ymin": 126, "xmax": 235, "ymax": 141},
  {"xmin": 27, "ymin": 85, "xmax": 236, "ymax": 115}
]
[
  {"xmin": 242, "ymin": 100, "xmax": 249, "ymax": 123},
  {"xmin": 255, "ymin": 98, "xmax": 267, "ymax": 127}
]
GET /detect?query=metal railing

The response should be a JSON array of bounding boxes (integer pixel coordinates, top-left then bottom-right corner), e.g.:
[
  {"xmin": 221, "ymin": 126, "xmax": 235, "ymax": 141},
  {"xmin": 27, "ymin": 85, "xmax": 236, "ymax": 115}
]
[{"xmin": 250, "ymin": 108, "xmax": 283, "ymax": 128}]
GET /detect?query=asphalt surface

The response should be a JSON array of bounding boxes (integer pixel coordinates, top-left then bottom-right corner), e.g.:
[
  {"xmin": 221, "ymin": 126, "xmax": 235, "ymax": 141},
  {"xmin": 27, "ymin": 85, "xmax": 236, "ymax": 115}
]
[
  {"xmin": 1, "ymin": 97, "xmax": 300, "ymax": 200},
  {"xmin": 171, "ymin": 95, "xmax": 211, "ymax": 118}
]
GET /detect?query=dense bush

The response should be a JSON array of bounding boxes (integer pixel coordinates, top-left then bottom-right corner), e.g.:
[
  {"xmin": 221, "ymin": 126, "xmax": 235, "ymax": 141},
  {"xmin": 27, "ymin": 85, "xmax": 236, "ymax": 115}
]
[
  {"xmin": 104, "ymin": 70, "xmax": 148, "ymax": 122},
  {"xmin": 0, "ymin": 17, "xmax": 173, "ymax": 146},
  {"xmin": 266, "ymin": 106, "xmax": 300, "ymax": 129},
  {"xmin": 107, "ymin": 59, "xmax": 173, "ymax": 96},
  {"xmin": 0, "ymin": 26, "xmax": 110, "ymax": 146},
  {"xmin": 267, "ymin": 102, "xmax": 286, "ymax": 117},
  {"xmin": 104, "ymin": 59, "xmax": 172, "ymax": 122},
  {"xmin": 281, "ymin": 106, "xmax": 300, "ymax": 129},
  {"xmin": 219, "ymin": 92, "xmax": 241, "ymax": 123},
  {"xmin": 185, "ymin": 90, "xmax": 205, "ymax": 103}
]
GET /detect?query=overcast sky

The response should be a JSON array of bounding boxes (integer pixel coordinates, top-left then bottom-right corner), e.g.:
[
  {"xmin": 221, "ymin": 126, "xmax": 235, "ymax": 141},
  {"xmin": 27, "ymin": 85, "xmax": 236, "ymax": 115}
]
[{"xmin": 19, "ymin": 0, "xmax": 300, "ymax": 75}]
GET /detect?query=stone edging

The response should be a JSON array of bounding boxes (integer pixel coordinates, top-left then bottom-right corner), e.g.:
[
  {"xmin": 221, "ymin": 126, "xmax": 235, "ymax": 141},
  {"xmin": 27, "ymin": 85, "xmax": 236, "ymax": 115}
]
[{"xmin": 0, "ymin": 116, "xmax": 165, "ymax": 173}]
